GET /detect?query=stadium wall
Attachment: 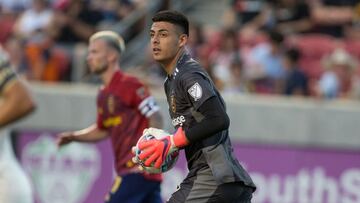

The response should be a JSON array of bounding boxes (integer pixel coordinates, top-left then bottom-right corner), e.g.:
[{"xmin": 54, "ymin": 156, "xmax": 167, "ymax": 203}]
[
  {"xmin": 13, "ymin": 82, "xmax": 360, "ymax": 150},
  {"xmin": 11, "ymin": 83, "xmax": 360, "ymax": 203}
]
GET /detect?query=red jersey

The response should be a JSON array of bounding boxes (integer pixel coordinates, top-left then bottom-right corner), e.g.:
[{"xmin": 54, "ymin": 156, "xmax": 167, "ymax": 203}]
[{"xmin": 97, "ymin": 70, "xmax": 161, "ymax": 181}]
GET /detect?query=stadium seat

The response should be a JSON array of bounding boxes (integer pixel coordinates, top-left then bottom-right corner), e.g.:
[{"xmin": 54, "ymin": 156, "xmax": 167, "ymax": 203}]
[
  {"xmin": 299, "ymin": 58, "xmax": 323, "ymax": 79},
  {"xmin": 344, "ymin": 39, "xmax": 360, "ymax": 59},
  {"xmin": 0, "ymin": 14, "xmax": 16, "ymax": 44},
  {"xmin": 291, "ymin": 34, "xmax": 337, "ymax": 59},
  {"xmin": 238, "ymin": 30, "xmax": 267, "ymax": 48}
]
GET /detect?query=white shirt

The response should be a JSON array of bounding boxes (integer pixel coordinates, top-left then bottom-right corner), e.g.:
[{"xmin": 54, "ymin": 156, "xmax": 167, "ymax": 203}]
[
  {"xmin": 0, "ymin": 0, "xmax": 32, "ymax": 11},
  {"xmin": 0, "ymin": 129, "xmax": 14, "ymax": 170},
  {"xmin": 319, "ymin": 71, "xmax": 339, "ymax": 99},
  {"xmin": 0, "ymin": 130, "xmax": 33, "ymax": 203},
  {"xmin": 17, "ymin": 8, "xmax": 53, "ymax": 35}
]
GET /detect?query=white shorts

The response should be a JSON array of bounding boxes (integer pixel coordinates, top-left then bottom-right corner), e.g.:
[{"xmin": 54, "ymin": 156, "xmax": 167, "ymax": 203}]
[{"xmin": 0, "ymin": 131, "xmax": 33, "ymax": 203}]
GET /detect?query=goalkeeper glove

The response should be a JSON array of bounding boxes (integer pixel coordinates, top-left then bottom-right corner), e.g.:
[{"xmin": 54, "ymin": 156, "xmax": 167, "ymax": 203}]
[{"xmin": 137, "ymin": 127, "xmax": 188, "ymax": 169}]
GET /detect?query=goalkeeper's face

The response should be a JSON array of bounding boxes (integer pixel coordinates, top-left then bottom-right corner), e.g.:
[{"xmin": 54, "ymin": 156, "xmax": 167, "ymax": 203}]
[
  {"xmin": 150, "ymin": 22, "xmax": 187, "ymax": 65},
  {"xmin": 87, "ymin": 39, "xmax": 110, "ymax": 75}
]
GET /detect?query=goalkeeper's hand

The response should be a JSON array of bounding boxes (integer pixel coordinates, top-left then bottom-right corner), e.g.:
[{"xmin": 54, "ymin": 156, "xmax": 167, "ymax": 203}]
[{"xmin": 136, "ymin": 127, "xmax": 188, "ymax": 169}]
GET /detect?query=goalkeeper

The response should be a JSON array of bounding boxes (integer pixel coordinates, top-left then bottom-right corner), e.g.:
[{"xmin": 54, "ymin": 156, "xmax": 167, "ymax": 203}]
[{"xmin": 134, "ymin": 10, "xmax": 256, "ymax": 203}]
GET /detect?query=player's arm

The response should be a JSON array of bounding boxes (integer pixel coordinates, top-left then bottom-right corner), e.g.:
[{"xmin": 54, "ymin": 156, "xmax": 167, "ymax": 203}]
[
  {"xmin": 177, "ymin": 71, "xmax": 229, "ymax": 143},
  {"xmin": 0, "ymin": 78, "xmax": 36, "ymax": 129},
  {"xmin": 136, "ymin": 71, "xmax": 229, "ymax": 168},
  {"xmin": 148, "ymin": 111, "xmax": 163, "ymax": 129},
  {"xmin": 136, "ymin": 97, "xmax": 229, "ymax": 168},
  {"xmin": 57, "ymin": 124, "xmax": 108, "ymax": 147},
  {"xmin": 136, "ymin": 86, "xmax": 163, "ymax": 128},
  {"xmin": 182, "ymin": 96, "xmax": 229, "ymax": 143}
]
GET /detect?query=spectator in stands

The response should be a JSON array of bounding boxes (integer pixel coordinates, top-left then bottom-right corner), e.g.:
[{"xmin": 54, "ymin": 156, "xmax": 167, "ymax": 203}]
[
  {"xmin": 95, "ymin": 0, "xmax": 136, "ymax": 25},
  {"xmin": 310, "ymin": 0, "xmax": 358, "ymax": 38},
  {"xmin": 12, "ymin": 0, "xmax": 70, "ymax": 82},
  {"xmin": 96, "ymin": 0, "xmax": 122, "ymax": 24},
  {"xmin": 125, "ymin": 45, "xmax": 166, "ymax": 89},
  {"xmin": 223, "ymin": 0, "xmax": 268, "ymax": 29},
  {"xmin": 48, "ymin": 0, "xmax": 103, "ymax": 44},
  {"xmin": 344, "ymin": 1, "xmax": 360, "ymax": 40},
  {"xmin": 46, "ymin": 0, "xmax": 104, "ymax": 82},
  {"xmin": 210, "ymin": 28, "xmax": 241, "ymax": 91},
  {"xmin": 244, "ymin": 30, "xmax": 286, "ymax": 94},
  {"xmin": 187, "ymin": 22, "xmax": 206, "ymax": 59},
  {"xmin": 316, "ymin": 48, "xmax": 358, "ymax": 99},
  {"xmin": 232, "ymin": 0, "xmax": 312, "ymax": 40},
  {"xmin": 282, "ymin": 48, "xmax": 309, "ymax": 96},
  {"xmin": 0, "ymin": 8, "xmax": 17, "ymax": 44},
  {"xmin": 223, "ymin": 58, "xmax": 248, "ymax": 94},
  {"xmin": 0, "ymin": 0, "xmax": 32, "ymax": 13},
  {"xmin": 24, "ymin": 36, "xmax": 70, "ymax": 81},
  {"xmin": 13, "ymin": 0, "xmax": 53, "ymax": 41},
  {"xmin": 272, "ymin": 0, "xmax": 313, "ymax": 35},
  {"xmin": 224, "ymin": 0, "xmax": 271, "ymax": 44}
]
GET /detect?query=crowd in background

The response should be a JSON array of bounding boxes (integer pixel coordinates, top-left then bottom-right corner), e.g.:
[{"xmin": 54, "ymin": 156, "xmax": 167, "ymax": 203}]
[
  {"xmin": 185, "ymin": 0, "xmax": 360, "ymax": 100},
  {"xmin": 0, "ymin": 0, "xmax": 144, "ymax": 82},
  {"xmin": 1, "ymin": 0, "xmax": 360, "ymax": 100}
]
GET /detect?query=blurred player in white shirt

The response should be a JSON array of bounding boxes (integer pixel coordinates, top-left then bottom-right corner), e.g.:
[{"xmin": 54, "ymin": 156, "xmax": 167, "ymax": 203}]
[{"xmin": 0, "ymin": 46, "xmax": 36, "ymax": 203}]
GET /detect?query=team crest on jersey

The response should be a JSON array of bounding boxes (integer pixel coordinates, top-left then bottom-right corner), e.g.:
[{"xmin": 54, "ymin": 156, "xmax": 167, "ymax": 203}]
[
  {"xmin": 170, "ymin": 94, "xmax": 176, "ymax": 113},
  {"xmin": 107, "ymin": 95, "xmax": 115, "ymax": 114},
  {"xmin": 136, "ymin": 87, "xmax": 146, "ymax": 99},
  {"xmin": 188, "ymin": 82, "xmax": 202, "ymax": 101}
]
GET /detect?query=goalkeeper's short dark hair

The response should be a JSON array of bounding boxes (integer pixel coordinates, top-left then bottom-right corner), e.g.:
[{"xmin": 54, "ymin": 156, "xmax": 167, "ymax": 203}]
[{"xmin": 152, "ymin": 10, "xmax": 189, "ymax": 36}]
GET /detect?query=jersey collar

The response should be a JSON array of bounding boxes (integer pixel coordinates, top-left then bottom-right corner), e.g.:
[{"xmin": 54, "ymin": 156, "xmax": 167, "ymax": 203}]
[
  {"xmin": 168, "ymin": 50, "xmax": 191, "ymax": 80},
  {"xmin": 107, "ymin": 70, "xmax": 123, "ymax": 88}
]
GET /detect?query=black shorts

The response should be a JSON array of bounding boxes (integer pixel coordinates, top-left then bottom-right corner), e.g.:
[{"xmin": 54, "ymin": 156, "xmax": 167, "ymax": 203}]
[
  {"xmin": 105, "ymin": 174, "xmax": 161, "ymax": 203},
  {"xmin": 167, "ymin": 167, "xmax": 253, "ymax": 203}
]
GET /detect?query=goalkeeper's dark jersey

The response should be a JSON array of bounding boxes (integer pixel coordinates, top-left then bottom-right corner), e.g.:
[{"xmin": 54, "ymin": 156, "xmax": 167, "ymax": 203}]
[{"xmin": 164, "ymin": 51, "xmax": 256, "ymax": 189}]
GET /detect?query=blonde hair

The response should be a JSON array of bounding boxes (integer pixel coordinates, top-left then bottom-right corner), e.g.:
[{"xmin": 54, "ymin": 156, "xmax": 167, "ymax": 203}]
[{"xmin": 89, "ymin": 31, "xmax": 125, "ymax": 53}]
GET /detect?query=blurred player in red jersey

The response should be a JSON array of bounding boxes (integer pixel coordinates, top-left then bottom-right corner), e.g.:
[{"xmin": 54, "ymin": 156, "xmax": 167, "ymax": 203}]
[{"xmin": 57, "ymin": 31, "xmax": 163, "ymax": 203}]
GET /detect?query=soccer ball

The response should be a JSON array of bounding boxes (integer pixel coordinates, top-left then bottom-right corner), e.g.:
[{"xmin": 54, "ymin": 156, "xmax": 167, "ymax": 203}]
[{"xmin": 134, "ymin": 132, "xmax": 179, "ymax": 174}]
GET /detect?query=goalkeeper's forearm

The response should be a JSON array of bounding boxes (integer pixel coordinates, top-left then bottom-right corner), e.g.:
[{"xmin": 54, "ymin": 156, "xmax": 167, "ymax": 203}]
[
  {"xmin": 73, "ymin": 124, "xmax": 108, "ymax": 142},
  {"xmin": 184, "ymin": 96, "xmax": 230, "ymax": 143}
]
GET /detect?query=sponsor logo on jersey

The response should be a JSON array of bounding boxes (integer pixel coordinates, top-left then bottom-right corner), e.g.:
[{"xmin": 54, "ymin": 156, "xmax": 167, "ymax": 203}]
[
  {"xmin": 103, "ymin": 116, "xmax": 122, "ymax": 127},
  {"xmin": 172, "ymin": 115, "xmax": 186, "ymax": 126},
  {"xmin": 188, "ymin": 82, "xmax": 202, "ymax": 101}
]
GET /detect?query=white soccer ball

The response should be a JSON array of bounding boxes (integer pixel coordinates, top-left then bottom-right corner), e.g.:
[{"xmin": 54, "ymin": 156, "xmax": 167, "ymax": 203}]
[{"xmin": 134, "ymin": 129, "xmax": 179, "ymax": 174}]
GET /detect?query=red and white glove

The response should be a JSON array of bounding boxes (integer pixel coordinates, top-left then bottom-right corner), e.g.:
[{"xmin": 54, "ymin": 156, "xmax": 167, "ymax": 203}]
[{"xmin": 137, "ymin": 127, "xmax": 188, "ymax": 169}]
